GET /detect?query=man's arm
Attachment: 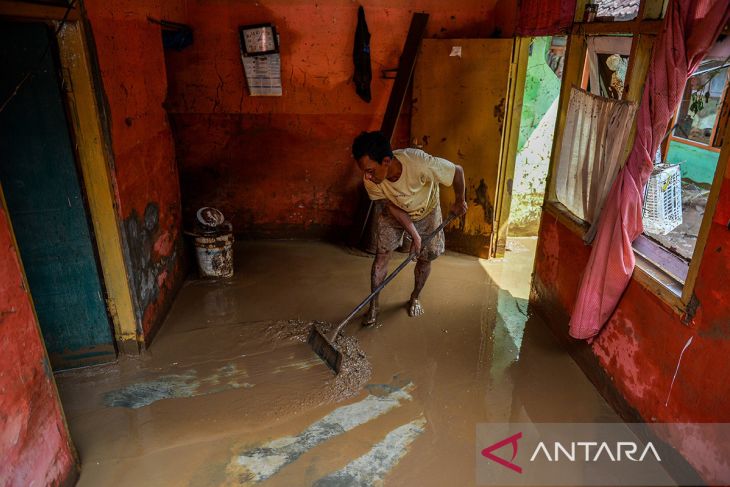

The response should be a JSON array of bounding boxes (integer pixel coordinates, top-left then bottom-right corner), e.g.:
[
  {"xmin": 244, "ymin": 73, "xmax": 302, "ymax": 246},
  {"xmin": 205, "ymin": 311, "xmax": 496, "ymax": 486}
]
[
  {"xmin": 450, "ymin": 165, "xmax": 468, "ymax": 216},
  {"xmin": 386, "ymin": 201, "xmax": 423, "ymax": 256},
  {"xmin": 419, "ymin": 150, "xmax": 467, "ymax": 216}
]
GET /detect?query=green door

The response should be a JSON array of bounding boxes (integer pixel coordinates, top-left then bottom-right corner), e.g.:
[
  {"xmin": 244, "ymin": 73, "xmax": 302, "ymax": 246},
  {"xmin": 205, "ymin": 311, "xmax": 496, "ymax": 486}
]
[{"xmin": 0, "ymin": 22, "xmax": 115, "ymax": 369}]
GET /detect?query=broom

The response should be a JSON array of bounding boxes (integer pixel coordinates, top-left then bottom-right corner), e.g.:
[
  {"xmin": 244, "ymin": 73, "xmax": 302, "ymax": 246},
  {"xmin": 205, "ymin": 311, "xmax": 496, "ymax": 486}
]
[{"xmin": 309, "ymin": 212, "xmax": 457, "ymax": 373}]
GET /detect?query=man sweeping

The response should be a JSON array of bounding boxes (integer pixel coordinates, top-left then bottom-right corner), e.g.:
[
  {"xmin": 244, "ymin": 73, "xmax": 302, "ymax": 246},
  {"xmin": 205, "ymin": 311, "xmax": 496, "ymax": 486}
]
[{"xmin": 352, "ymin": 131, "xmax": 467, "ymax": 326}]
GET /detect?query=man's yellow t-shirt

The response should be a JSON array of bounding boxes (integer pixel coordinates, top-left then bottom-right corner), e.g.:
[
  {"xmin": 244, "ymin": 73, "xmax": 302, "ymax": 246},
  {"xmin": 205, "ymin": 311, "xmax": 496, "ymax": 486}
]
[{"xmin": 363, "ymin": 148, "xmax": 456, "ymax": 221}]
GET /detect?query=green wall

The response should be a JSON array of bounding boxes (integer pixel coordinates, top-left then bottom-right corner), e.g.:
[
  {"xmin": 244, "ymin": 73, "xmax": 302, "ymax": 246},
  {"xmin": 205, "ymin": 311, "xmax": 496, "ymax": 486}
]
[
  {"xmin": 518, "ymin": 37, "xmax": 562, "ymax": 151},
  {"xmin": 665, "ymin": 139, "xmax": 719, "ymax": 186}
]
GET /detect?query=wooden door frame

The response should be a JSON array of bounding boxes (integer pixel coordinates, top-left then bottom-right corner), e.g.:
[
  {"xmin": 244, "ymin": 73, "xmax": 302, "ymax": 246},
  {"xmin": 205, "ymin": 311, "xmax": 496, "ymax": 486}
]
[
  {"xmin": 491, "ymin": 37, "xmax": 530, "ymax": 258},
  {"xmin": 0, "ymin": 1, "xmax": 139, "ymax": 352}
]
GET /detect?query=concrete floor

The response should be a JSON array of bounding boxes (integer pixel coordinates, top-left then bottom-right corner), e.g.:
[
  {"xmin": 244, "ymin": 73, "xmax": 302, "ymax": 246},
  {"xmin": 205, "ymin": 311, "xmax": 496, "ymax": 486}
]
[{"xmin": 56, "ymin": 238, "xmax": 622, "ymax": 486}]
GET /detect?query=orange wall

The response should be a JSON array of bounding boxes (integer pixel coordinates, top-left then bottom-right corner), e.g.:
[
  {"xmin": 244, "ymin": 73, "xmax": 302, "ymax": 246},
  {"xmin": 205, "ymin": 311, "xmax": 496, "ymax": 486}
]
[
  {"xmin": 0, "ymin": 205, "xmax": 77, "ymax": 486},
  {"xmin": 84, "ymin": 0, "xmax": 187, "ymax": 343},
  {"xmin": 164, "ymin": 0, "xmax": 516, "ymax": 237},
  {"xmin": 531, "ymin": 153, "xmax": 730, "ymax": 483}
]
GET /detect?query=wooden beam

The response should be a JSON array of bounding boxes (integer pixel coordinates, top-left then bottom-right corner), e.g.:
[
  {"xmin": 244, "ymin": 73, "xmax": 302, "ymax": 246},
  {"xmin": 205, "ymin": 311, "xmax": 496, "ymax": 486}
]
[
  {"xmin": 633, "ymin": 234, "xmax": 689, "ymax": 283},
  {"xmin": 670, "ymin": 136, "xmax": 722, "ymax": 153},
  {"xmin": 491, "ymin": 37, "xmax": 529, "ymax": 258},
  {"xmin": 618, "ymin": 33, "xmax": 654, "ymax": 165},
  {"xmin": 572, "ymin": 19, "xmax": 663, "ymax": 35},
  {"xmin": 0, "ymin": 0, "xmax": 78, "ymax": 21},
  {"xmin": 380, "ymin": 13, "xmax": 429, "ymax": 140}
]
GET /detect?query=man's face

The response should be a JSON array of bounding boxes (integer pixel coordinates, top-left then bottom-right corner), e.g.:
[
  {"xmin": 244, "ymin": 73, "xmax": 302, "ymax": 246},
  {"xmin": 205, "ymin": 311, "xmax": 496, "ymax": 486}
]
[{"xmin": 357, "ymin": 155, "xmax": 390, "ymax": 184}]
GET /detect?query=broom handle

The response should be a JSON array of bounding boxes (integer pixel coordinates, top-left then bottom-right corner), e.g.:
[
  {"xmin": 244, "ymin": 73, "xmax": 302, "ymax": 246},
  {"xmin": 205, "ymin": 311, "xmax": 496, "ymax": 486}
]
[{"xmin": 328, "ymin": 212, "xmax": 457, "ymax": 342}]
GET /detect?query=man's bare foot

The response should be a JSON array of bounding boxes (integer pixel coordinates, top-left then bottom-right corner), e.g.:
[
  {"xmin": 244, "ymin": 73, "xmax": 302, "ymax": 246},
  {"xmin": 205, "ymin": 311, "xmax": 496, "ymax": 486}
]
[
  {"xmin": 408, "ymin": 298, "xmax": 424, "ymax": 317},
  {"xmin": 363, "ymin": 304, "xmax": 379, "ymax": 326}
]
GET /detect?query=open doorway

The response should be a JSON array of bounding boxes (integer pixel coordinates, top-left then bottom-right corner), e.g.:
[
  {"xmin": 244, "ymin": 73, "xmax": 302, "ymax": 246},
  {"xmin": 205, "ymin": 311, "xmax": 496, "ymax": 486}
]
[
  {"xmin": 504, "ymin": 36, "xmax": 566, "ymax": 256},
  {"xmin": 0, "ymin": 22, "xmax": 116, "ymax": 369}
]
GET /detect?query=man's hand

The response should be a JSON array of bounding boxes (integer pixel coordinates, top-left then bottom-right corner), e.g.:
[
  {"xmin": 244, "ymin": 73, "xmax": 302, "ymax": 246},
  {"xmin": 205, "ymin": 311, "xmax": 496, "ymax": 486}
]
[
  {"xmin": 450, "ymin": 199, "xmax": 468, "ymax": 216},
  {"xmin": 409, "ymin": 231, "xmax": 422, "ymax": 258}
]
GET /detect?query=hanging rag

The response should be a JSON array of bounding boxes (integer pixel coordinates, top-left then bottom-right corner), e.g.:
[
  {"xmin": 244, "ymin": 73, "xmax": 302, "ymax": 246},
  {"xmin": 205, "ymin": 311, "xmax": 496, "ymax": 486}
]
[{"xmin": 353, "ymin": 6, "xmax": 372, "ymax": 102}]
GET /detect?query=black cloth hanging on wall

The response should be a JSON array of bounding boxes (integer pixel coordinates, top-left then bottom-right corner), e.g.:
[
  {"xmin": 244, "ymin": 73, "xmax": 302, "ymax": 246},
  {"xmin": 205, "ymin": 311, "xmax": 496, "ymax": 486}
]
[{"xmin": 353, "ymin": 6, "xmax": 372, "ymax": 102}]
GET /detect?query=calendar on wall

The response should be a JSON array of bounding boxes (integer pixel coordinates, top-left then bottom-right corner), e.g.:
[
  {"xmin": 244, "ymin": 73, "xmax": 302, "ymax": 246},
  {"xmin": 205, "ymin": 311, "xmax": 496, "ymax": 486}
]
[{"xmin": 239, "ymin": 24, "xmax": 282, "ymax": 96}]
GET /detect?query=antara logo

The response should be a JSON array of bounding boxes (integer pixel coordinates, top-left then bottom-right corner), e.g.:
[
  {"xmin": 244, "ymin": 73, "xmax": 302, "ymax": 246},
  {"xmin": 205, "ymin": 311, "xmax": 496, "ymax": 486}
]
[
  {"xmin": 481, "ymin": 433, "xmax": 661, "ymax": 474},
  {"xmin": 481, "ymin": 432, "xmax": 523, "ymax": 473},
  {"xmin": 529, "ymin": 441, "xmax": 661, "ymax": 462}
]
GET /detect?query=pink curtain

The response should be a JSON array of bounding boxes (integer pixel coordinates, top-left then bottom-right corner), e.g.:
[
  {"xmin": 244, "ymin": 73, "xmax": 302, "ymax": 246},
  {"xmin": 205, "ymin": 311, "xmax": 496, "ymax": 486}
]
[
  {"xmin": 516, "ymin": 0, "xmax": 576, "ymax": 36},
  {"xmin": 569, "ymin": 0, "xmax": 730, "ymax": 340}
]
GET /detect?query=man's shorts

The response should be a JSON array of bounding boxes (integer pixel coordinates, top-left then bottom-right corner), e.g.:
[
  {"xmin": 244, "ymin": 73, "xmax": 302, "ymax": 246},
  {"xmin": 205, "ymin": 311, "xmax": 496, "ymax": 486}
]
[{"xmin": 376, "ymin": 204, "xmax": 445, "ymax": 261}]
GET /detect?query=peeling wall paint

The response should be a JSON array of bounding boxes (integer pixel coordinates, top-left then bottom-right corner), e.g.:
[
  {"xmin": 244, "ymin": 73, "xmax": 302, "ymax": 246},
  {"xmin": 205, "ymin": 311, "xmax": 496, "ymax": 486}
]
[
  {"xmin": 530, "ymin": 153, "xmax": 730, "ymax": 484},
  {"xmin": 0, "ymin": 204, "xmax": 77, "ymax": 486},
  {"xmin": 123, "ymin": 203, "xmax": 182, "ymax": 338},
  {"xmin": 164, "ymin": 0, "xmax": 517, "ymax": 238},
  {"xmin": 84, "ymin": 0, "xmax": 187, "ymax": 344}
]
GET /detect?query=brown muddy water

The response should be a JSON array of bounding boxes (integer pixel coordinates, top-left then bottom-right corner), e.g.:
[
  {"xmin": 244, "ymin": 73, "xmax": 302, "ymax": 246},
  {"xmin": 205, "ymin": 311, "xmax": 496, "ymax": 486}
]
[{"xmin": 55, "ymin": 239, "xmax": 621, "ymax": 486}]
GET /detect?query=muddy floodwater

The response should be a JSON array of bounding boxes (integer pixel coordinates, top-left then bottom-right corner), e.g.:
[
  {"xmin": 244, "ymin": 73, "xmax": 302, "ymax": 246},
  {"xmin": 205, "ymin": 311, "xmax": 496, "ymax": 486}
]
[{"xmin": 56, "ymin": 239, "xmax": 620, "ymax": 486}]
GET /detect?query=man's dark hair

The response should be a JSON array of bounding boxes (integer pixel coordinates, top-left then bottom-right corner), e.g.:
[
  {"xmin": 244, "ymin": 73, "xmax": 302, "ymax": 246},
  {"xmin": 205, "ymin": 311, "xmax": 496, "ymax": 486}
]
[{"xmin": 352, "ymin": 131, "xmax": 393, "ymax": 164}]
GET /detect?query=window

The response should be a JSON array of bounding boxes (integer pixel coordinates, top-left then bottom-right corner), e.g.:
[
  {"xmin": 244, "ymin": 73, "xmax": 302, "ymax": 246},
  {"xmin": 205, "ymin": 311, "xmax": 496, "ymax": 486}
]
[
  {"xmin": 672, "ymin": 62, "xmax": 729, "ymax": 146},
  {"xmin": 581, "ymin": 36, "xmax": 633, "ymax": 101},
  {"xmin": 629, "ymin": 48, "xmax": 730, "ymax": 314},
  {"xmin": 642, "ymin": 58, "xmax": 730, "ymax": 265}
]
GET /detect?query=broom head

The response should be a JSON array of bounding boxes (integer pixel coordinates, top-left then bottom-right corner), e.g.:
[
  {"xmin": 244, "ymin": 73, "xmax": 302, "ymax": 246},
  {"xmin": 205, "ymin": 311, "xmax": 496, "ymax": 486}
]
[{"xmin": 308, "ymin": 325, "xmax": 343, "ymax": 374}]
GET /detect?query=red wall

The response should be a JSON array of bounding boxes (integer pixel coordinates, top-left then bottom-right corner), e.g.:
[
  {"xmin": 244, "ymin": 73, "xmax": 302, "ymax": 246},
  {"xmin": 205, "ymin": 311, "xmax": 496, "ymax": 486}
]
[
  {"xmin": 164, "ymin": 0, "xmax": 516, "ymax": 237},
  {"xmin": 531, "ymin": 154, "xmax": 730, "ymax": 483},
  {"xmin": 84, "ymin": 0, "xmax": 187, "ymax": 343},
  {"xmin": 0, "ymin": 206, "xmax": 77, "ymax": 486}
]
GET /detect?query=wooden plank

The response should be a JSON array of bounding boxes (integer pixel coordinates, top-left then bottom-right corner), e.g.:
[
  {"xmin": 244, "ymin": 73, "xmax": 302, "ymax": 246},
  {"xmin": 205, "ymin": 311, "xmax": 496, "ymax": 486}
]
[
  {"xmin": 633, "ymin": 234, "xmax": 689, "ymax": 283},
  {"xmin": 0, "ymin": 0, "xmax": 78, "ymax": 21},
  {"xmin": 632, "ymin": 258, "xmax": 685, "ymax": 313},
  {"xmin": 491, "ymin": 37, "xmax": 528, "ymax": 258},
  {"xmin": 572, "ymin": 19, "xmax": 663, "ymax": 35},
  {"xmin": 619, "ymin": 33, "xmax": 654, "ymax": 165},
  {"xmin": 380, "ymin": 13, "xmax": 429, "ymax": 140},
  {"xmin": 574, "ymin": 0, "xmax": 589, "ymax": 22},
  {"xmin": 670, "ymin": 136, "xmax": 721, "ymax": 153}
]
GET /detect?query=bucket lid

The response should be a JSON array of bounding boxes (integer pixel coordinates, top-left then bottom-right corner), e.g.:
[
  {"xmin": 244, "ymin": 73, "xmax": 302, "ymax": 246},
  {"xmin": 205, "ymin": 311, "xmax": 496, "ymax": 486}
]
[{"xmin": 196, "ymin": 207, "xmax": 225, "ymax": 228}]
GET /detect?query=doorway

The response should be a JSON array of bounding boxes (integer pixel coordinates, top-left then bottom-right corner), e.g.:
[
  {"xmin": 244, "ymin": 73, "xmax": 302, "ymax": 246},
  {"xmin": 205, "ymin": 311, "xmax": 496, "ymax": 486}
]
[
  {"xmin": 0, "ymin": 22, "xmax": 115, "ymax": 369},
  {"xmin": 506, "ymin": 36, "xmax": 566, "ymax": 241}
]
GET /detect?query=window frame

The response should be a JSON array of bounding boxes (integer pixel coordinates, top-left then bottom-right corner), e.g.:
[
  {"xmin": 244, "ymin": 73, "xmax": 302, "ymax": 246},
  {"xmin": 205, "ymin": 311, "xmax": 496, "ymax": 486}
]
[
  {"xmin": 579, "ymin": 35, "xmax": 634, "ymax": 99},
  {"xmin": 542, "ymin": 0, "xmax": 730, "ymax": 316}
]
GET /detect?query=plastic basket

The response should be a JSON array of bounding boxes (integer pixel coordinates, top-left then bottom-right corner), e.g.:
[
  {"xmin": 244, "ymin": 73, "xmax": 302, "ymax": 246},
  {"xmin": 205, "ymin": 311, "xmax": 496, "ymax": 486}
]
[{"xmin": 642, "ymin": 163, "xmax": 682, "ymax": 235}]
